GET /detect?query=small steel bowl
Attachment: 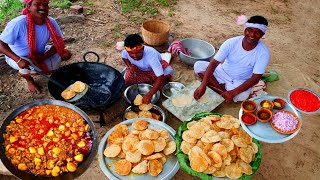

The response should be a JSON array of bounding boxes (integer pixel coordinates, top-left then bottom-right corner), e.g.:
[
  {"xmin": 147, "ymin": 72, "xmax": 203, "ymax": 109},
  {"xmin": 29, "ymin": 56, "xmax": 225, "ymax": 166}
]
[
  {"xmin": 124, "ymin": 83, "xmax": 160, "ymax": 104},
  {"xmin": 122, "ymin": 104, "xmax": 166, "ymax": 122},
  {"xmin": 161, "ymin": 82, "xmax": 185, "ymax": 98}
]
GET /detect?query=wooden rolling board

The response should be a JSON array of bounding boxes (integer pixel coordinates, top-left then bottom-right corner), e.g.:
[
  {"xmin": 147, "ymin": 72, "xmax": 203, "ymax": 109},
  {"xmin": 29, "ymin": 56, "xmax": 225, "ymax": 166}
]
[{"xmin": 162, "ymin": 81, "xmax": 224, "ymax": 121}]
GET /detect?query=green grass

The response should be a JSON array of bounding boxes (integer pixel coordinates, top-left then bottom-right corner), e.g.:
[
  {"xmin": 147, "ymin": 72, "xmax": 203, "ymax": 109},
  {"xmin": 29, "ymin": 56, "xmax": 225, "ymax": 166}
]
[
  {"xmin": 50, "ymin": 0, "xmax": 72, "ymax": 9},
  {"xmin": 0, "ymin": 0, "xmax": 71, "ymax": 24},
  {"xmin": 117, "ymin": 0, "xmax": 177, "ymax": 21},
  {"xmin": 0, "ymin": 0, "xmax": 24, "ymax": 23},
  {"xmin": 84, "ymin": 1, "xmax": 95, "ymax": 7}
]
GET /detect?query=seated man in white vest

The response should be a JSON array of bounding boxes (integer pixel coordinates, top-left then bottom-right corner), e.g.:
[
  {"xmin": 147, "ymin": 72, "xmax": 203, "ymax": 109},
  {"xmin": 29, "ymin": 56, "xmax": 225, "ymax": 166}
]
[{"xmin": 193, "ymin": 15, "xmax": 270, "ymax": 104}]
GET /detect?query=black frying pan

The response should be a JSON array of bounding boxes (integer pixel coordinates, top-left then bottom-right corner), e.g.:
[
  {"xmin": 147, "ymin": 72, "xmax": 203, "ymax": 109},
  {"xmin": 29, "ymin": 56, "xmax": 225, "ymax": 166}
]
[
  {"xmin": 0, "ymin": 99, "xmax": 98, "ymax": 180},
  {"xmin": 48, "ymin": 51, "xmax": 125, "ymax": 109}
]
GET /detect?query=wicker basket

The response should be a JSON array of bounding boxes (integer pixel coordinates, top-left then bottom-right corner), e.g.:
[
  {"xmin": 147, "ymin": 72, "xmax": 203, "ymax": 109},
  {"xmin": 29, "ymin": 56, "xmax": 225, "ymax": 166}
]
[{"xmin": 141, "ymin": 19, "xmax": 170, "ymax": 46}]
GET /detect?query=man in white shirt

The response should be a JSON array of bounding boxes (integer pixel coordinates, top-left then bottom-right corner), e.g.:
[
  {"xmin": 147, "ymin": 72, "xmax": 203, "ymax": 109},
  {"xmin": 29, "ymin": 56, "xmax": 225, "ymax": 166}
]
[
  {"xmin": 193, "ymin": 15, "xmax": 270, "ymax": 104},
  {"xmin": 0, "ymin": 0, "xmax": 71, "ymax": 94}
]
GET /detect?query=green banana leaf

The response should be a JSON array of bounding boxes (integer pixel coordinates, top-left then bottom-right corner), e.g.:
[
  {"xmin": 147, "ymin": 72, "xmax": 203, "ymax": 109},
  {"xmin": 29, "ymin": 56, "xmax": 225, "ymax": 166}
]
[{"xmin": 174, "ymin": 112, "xmax": 262, "ymax": 180}]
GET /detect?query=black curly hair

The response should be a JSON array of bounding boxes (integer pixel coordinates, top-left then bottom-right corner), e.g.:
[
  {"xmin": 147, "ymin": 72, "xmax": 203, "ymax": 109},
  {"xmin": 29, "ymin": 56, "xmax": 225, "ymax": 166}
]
[
  {"xmin": 124, "ymin": 34, "xmax": 144, "ymax": 48},
  {"xmin": 247, "ymin": 16, "xmax": 268, "ymax": 26}
]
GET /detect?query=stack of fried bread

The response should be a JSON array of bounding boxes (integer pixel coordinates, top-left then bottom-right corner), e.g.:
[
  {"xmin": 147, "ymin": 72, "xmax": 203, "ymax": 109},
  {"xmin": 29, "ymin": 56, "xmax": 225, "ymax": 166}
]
[
  {"xmin": 61, "ymin": 81, "xmax": 87, "ymax": 100},
  {"xmin": 103, "ymin": 120, "xmax": 176, "ymax": 176},
  {"xmin": 125, "ymin": 94, "xmax": 161, "ymax": 120},
  {"xmin": 181, "ymin": 114, "xmax": 258, "ymax": 179}
]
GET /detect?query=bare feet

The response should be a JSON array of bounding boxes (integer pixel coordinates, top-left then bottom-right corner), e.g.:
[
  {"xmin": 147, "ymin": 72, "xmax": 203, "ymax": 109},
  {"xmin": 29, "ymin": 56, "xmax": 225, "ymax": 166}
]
[{"xmin": 24, "ymin": 76, "xmax": 40, "ymax": 94}]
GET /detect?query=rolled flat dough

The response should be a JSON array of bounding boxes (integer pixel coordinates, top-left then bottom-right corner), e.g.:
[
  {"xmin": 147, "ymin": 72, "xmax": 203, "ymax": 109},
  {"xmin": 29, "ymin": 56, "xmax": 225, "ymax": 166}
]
[
  {"xmin": 171, "ymin": 94, "xmax": 193, "ymax": 107},
  {"xmin": 198, "ymin": 93, "xmax": 209, "ymax": 104}
]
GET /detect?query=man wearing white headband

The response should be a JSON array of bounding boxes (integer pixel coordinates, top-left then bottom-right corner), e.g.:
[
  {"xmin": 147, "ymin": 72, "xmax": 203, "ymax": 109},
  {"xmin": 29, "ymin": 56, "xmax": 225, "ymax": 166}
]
[{"xmin": 194, "ymin": 15, "xmax": 270, "ymax": 104}]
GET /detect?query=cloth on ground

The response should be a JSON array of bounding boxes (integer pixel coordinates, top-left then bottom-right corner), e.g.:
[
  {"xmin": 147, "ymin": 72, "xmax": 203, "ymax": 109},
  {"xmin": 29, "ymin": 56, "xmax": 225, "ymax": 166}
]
[
  {"xmin": 250, "ymin": 80, "xmax": 267, "ymax": 97},
  {"xmin": 168, "ymin": 40, "xmax": 191, "ymax": 57}
]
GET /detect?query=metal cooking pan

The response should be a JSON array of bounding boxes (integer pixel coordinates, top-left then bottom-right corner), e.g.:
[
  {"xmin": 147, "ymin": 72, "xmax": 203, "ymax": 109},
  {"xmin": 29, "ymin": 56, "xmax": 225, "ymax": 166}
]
[
  {"xmin": 48, "ymin": 51, "xmax": 125, "ymax": 109},
  {"xmin": 0, "ymin": 99, "xmax": 98, "ymax": 180}
]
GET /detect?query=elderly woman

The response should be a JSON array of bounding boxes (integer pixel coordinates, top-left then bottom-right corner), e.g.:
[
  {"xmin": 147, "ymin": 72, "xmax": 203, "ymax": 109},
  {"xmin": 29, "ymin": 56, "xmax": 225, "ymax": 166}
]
[
  {"xmin": 193, "ymin": 15, "xmax": 270, "ymax": 104},
  {"xmin": 122, "ymin": 34, "xmax": 174, "ymax": 104},
  {"xmin": 0, "ymin": 0, "xmax": 71, "ymax": 93}
]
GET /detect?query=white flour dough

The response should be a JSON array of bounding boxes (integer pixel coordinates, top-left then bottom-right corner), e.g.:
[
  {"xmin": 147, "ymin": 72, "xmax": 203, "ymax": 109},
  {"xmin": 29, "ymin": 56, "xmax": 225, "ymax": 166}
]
[
  {"xmin": 172, "ymin": 94, "xmax": 193, "ymax": 107},
  {"xmin": 198, "ymin": 93, "xmax": 209, "ymax": 104}
]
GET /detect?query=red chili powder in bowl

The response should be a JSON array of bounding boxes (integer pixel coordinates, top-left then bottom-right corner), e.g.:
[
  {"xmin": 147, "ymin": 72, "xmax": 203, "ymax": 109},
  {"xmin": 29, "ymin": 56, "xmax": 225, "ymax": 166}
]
[
  {"xmin": 290, "ymin": 89, "xmax": 320, "ymax": 112},
  {"xmin": 242, "ymin": 113, "xmax": 256, "ymax": 125}
]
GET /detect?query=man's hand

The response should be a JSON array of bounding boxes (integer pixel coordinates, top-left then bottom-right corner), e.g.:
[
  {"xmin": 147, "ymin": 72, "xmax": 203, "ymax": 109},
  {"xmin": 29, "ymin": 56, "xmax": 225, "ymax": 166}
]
[
  {"xmin": 17, "ymin": 58, "xmax": 30, "ymax": 69},
  {"xmin": 221, "ymin": 90, "xmax": 236, "ymax": 104},
  {"xmin": 142, "ymin": 92, "xmax": 153, "ymax": 104},
  {"xmin": 61, "ymin": 49, "xmax": 71, "ymax": 60},
  {"xmin": 31, "ymin": 52, "xmax": 47, "ymax": 62},
  {"xmin": 194, "ymin": 84, "xmax": 206, "ymax": 100}
]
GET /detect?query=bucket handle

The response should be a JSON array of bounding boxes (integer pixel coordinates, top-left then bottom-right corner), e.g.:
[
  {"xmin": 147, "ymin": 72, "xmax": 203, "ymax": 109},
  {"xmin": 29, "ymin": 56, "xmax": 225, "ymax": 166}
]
[{"xmin": 83, "ymin": 51, "xmax": 100, "ymax": 63}]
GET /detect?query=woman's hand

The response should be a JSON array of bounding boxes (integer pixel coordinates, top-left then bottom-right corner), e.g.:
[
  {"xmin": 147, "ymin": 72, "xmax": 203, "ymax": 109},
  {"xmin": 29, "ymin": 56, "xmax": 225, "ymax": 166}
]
[
  {"xmin": 142, "ymin": 92, "xmax": 153, "ymax": 104},
  {"xmin": 193, "ymin": 84, "xmax": 206, "ymax": 100},
  {"xmin": 128, "ymin": 65, "xmax": 136, "ymax": 77}
]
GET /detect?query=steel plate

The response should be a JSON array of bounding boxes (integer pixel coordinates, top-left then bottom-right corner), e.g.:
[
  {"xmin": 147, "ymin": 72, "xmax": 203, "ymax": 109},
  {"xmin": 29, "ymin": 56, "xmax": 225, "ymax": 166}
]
[
  {"xmin": 239, "ymin": 95, "xmax": 302, "ymax": 143},
  {"xmin": 287, "ymin": 88, "xmax": 320, "ymax": 114},
  {"xmin": 98, "ymin": 118, "xmax": 179, "ymax": 180}
]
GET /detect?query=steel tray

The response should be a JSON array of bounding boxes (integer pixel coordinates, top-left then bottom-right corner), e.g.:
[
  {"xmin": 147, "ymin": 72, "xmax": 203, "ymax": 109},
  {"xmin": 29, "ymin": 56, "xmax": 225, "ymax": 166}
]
[
  {"xmin": 98, "ymin": 118, "xmax": 179, "ymax": 180},
  {"xmin": 239, "ymin": 95, "xmax": 302, "ymax": 143}
]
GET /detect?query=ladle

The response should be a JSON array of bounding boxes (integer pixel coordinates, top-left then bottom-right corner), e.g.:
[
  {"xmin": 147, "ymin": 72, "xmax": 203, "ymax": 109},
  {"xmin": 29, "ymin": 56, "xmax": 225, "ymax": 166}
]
[{"xmin": 27, "ymin": 59, "xmax": 88, "ymax": 102}]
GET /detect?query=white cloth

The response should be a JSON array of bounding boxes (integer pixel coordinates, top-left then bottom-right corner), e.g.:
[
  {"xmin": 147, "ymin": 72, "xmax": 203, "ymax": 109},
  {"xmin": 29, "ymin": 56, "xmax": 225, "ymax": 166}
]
[
  {"xmin": 5, "ymin": 45, "xmax": 61, "ymax": 75},
  {"xmin": 194, "ymin": 36, "xmax": 270, "ymax": 102},
  {"xmin": 250, "ymin": 80, "xmax": 268, "ymax": 97},
  {"xmin": 214, "ymin": 36, "xmax": 270, "ymax": 80},
  {"xmin": 121, "ymin": 45, "xmax": 165, "ymax": 77},
  {"xmin": 244, "ymin": 23, "xmax": 268, "ymax": 33},
  {"xmin": 194, "ymin": 62, "xmax": 251, "ymax": 102},
  {"xmin": 0, "ymin": 15, "xmax": 63, "ymax": 57},
  {"xmin": 160, "ymin": 52, "xmax": 172, "ymax": 64}
]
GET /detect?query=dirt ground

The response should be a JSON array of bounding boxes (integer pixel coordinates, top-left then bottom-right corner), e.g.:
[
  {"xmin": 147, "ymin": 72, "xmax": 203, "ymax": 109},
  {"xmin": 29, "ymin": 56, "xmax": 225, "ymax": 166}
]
[{"xmin": 1, "ymin": 0, "xmax": 320, "ymax": 179}]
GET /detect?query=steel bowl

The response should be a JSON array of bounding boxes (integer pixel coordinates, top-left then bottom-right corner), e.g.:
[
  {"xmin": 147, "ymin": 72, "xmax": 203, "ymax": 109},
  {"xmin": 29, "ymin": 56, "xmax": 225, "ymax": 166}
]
[
  {"xmin": 179, "ymin": 38, "xmax": 215, "ymax": 66},
  {"xmin": 124, "ymin": 83, "xmax": 160, "ymax": 104},
  {"xmin": 122, "ymin": 104, "xmax": 166, "ymax": 122},
  {"xmin": 161, "ymin": 82, "xmax": 185, "ymax": 98}
]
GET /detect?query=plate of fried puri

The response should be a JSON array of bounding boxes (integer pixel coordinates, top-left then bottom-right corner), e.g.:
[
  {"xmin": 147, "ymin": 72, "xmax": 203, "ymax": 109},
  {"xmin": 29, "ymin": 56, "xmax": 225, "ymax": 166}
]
[
  {"xmin": 175, "ymin": 112, "xmax": 262, "ymax": 180},
  {"xmin": 98, "ymin": 118, "xmax": 179, "ymax": 180}
]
